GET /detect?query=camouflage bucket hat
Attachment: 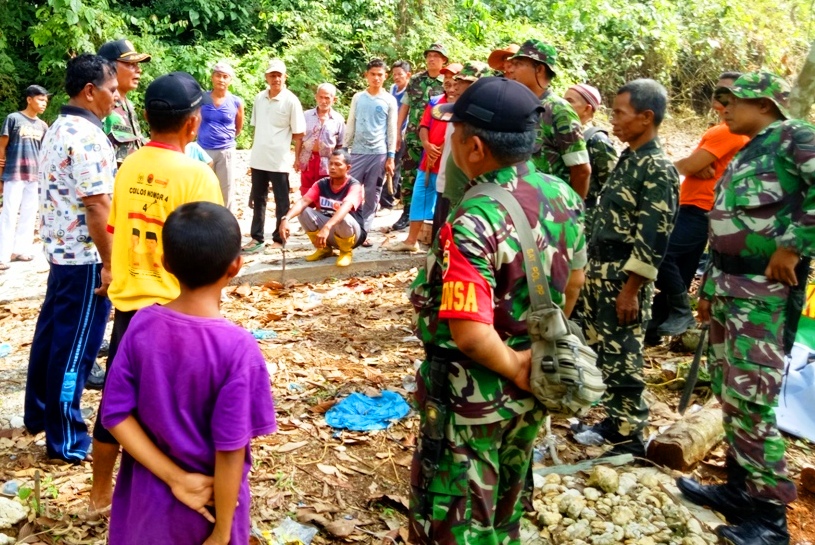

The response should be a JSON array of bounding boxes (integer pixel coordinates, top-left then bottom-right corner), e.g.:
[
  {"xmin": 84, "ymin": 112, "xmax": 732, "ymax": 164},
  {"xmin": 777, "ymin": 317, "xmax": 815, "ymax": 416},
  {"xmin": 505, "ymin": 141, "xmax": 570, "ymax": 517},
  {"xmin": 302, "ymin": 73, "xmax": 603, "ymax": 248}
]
[
  {"xmin": 424, "ymin": 43, "xmax": 449, "ymax": 61},
  {"xmin": 509, "ymin": 39, "xmax": 558, "ymax": 75},
  {"xmin": 715, "ymin": 71, "xmax": 791, "ymax": 119},
  {"xmin": 454, "ymin": 61, "xmax": 490, "ymax": 82}
]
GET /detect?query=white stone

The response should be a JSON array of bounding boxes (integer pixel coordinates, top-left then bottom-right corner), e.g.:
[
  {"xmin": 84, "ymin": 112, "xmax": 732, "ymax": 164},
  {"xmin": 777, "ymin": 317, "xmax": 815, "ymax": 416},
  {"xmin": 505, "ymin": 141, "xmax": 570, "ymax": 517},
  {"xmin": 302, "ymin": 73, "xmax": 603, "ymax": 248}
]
[
  {"xmin": 0, "ymin": 497, "xmax": 28, "ymax": 529},
  {"xmin": 583, "ymin": 487, "xmax": 601, "ymax": 501},
  {"xmin": 611, "ymin": 505, "xmax": 635, "ymax": 526},
  {"xmin": 8, "ymin": 416, "xmax": 23, "ymax": 429}
]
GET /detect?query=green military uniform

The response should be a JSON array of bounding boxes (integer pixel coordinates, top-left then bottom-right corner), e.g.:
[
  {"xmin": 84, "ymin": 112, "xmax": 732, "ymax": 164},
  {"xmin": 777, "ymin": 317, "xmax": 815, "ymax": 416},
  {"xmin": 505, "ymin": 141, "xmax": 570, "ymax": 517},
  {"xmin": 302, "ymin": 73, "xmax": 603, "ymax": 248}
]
[
  {"xmin": 584, "ymin": 137, "xmax": 678, "ymax": 437},
  {"xmin": 410, "ymin": 161, "xmax": 585, "ymax": 543},
  {"xmin": 584, "ymin": 124, "xmax": 619, "ymax": 234},
  {"xmin": 509, "ymin": 40, "xmax": 590, "ymax": 183},
  {"xmin": 401, "ymin": 45, "xmax": 446, "ymax": 209},
  {"xmin": 103, "ymin": 97, "xmax": 145, "ymax": 164},
  {"xmin": 700, "ymin": 72, "xmax": 815, "ymax": 507}
]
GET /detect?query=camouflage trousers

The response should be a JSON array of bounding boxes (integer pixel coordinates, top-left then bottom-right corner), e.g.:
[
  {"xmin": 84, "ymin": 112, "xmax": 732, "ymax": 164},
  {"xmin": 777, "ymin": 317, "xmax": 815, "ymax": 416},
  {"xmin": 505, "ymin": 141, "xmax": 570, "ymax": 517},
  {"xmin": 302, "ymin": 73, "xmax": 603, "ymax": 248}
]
[
  {"xmin": 400, "ymin": 141, "xmax": 422, "ymax": 207},
  {"xmin": 408, "ymin": 406, "xmax": 545, "ymax": 544},
  {"xmin": 709, "ymin": 294, "xmax": 797, "ymax": 504},
  {"xmin": 582, "ymin": 277, "xmax": 653, "ymax": 436}
]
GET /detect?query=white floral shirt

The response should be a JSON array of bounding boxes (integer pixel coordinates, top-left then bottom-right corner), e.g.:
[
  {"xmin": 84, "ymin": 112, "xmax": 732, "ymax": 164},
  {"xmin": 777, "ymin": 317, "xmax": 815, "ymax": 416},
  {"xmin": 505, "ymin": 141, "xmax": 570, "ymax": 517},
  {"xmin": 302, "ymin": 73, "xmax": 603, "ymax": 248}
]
[{"xmin": 39, "ymin": 106, "xmax": 116, "ymax": 265}]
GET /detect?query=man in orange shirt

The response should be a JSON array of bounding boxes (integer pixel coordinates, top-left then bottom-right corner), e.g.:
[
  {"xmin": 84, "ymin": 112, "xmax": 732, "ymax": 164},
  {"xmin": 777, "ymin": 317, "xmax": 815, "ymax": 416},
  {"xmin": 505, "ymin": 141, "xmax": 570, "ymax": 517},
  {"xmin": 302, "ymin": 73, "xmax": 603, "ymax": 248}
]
[{"xmin": 646, "ymin": 72, "xmax": 749, "ymax": 342}]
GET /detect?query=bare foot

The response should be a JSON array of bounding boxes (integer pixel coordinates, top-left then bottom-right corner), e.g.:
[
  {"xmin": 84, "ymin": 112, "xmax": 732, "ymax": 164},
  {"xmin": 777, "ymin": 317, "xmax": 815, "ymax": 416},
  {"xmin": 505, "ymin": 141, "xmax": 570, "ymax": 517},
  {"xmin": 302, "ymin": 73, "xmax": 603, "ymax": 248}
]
[{"xmin": 88, "ymin": 490, "xmax": 112, "ymax": 514}]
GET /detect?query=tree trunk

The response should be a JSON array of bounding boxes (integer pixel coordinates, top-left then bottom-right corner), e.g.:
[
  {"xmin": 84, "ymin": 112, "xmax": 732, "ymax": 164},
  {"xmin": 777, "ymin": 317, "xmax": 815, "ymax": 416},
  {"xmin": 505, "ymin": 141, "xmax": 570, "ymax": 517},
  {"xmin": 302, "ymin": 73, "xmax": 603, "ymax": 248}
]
[
  {"xmin": 646, "ymin": 403, "xmax": 724, "ymax": 471},
  {"xmin": 801, "ymin": 465, "xmax": 815, "ymax": 494},
  {"xmin": 790, "ymin": 40, "xmax": 815, "ymax": 120}
]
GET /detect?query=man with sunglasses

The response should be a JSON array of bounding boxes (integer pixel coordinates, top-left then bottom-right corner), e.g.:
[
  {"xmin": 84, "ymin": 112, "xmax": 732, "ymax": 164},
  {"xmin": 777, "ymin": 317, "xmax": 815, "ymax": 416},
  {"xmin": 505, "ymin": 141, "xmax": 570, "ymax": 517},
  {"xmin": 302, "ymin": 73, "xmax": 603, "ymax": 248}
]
[{"xmin": 677, "ymin": 72, "xmax": 815, "ymax": 545}]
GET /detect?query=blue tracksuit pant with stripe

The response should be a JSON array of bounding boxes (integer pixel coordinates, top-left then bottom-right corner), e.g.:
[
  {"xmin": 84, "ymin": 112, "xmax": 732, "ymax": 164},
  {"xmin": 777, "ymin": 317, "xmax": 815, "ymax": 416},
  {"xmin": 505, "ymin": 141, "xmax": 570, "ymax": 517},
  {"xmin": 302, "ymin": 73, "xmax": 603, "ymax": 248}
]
[{"xmin": 24, "ymin": 263, "xmax": 110, "ymax": 463}]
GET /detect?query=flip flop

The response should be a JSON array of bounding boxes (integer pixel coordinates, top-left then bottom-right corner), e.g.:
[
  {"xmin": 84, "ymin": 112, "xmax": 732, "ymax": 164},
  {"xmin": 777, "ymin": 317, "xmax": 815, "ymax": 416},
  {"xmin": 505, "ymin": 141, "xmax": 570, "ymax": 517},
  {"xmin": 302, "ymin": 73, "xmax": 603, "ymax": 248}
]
[
  {"xmin": 10, "ymin": 254, "xmax": 33, "ymax": 262},
  {"xmin": 0, "ymin": 263, "xmax": 8, "ymax": 271}
]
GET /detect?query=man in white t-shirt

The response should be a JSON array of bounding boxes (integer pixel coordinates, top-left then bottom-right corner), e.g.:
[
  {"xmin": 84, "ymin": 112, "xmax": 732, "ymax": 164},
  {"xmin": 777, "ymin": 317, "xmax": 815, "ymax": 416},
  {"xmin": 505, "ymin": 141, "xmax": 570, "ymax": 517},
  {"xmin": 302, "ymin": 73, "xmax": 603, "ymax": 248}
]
[{"xmin": 245, "ymin": 59, "xmax": 306, "ymax": 253}]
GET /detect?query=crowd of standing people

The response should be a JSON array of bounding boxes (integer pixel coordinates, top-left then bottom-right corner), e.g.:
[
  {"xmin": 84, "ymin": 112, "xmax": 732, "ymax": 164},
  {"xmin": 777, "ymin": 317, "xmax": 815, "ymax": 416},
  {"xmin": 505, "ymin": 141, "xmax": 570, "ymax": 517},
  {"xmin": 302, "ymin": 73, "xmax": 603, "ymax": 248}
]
[{"xmin": 1, "ymin": 35, "xmax": 813, "ymax": 545}]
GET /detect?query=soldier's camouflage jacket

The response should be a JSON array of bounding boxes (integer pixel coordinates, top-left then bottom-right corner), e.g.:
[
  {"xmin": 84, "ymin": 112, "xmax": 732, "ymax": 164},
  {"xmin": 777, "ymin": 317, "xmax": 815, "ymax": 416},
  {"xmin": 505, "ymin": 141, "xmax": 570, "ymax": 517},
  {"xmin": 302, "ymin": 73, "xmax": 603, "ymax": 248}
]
[
  {"xmin": 701, "ymin": 119, "xmax": 815, "ymax": 300},
  {"xmin": 531, "ymin": 89, "xmax": 590, "ymax": 181},
  {"xmin": 103, "ymin": 98, "xmax": 145, "ymax": 164},
  {"xmin": 403, "ymin": 70, "xmax": 444, "ymax": 146},
  {"xmin": 585, "ymin": 126, "xmax": 619, "ymax": 206},
  {"xmin": 410, "ymin": 161, "xmax": 586, "ymax": 425},
  {"xmin": 588, "ymin": 138, "xmax": 679, "ymax": 281}
]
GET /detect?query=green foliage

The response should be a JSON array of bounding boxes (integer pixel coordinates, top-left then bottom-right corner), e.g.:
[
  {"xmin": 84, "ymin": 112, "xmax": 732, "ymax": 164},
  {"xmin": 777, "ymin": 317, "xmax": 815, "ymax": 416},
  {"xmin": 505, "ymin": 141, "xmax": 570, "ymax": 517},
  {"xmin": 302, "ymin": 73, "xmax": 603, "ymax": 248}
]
[{"xmin": 0, "ymin": 0, "xmax": 812, "ymax": 133}]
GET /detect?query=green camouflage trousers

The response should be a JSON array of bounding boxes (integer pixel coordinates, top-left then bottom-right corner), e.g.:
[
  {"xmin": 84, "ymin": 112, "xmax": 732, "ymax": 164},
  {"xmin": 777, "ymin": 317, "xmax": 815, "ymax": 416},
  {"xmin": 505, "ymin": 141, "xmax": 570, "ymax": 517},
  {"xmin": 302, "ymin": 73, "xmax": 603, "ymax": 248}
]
[
  {"xmin": 709, "ymin": 294, "xmax": 797, "ymax": 504},
  {"xmin": 583, "ymin": 277, "xmax": 653, "ymax": 436},
  {"xmin": 408, "ymin": 406, "xmax": 545, "ymax": 544},
  {"xmin": 400, "ymin": 141, "xmax": 422, "ymax": 208}
]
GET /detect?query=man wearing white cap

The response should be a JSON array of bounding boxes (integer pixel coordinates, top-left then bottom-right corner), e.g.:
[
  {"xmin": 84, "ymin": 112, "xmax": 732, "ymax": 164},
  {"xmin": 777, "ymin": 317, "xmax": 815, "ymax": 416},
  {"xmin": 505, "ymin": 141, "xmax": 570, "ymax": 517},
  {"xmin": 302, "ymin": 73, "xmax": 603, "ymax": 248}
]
[
  {"xmin": 199, "ymin": 61, "xmax": 244, "ymax": 210},
  {"xmin": 244, "ymin": 59, "xmax": 306, "ymax": 253},
  {"xmin": 564, "ymin": 83, "xmax": 618, "ymax": 227}
]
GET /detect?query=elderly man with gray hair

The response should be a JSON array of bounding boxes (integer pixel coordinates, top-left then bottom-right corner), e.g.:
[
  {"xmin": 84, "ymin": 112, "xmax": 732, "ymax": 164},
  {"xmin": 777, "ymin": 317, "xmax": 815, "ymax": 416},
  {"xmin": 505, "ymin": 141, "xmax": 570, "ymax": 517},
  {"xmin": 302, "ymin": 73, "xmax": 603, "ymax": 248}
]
[
  {"xmin": 574, "ymin": 78, "xmax": 679, "ymax": 457},
  {"xmin": 298, "ymin": 82, "xmax": 346, "ymax": 196}
]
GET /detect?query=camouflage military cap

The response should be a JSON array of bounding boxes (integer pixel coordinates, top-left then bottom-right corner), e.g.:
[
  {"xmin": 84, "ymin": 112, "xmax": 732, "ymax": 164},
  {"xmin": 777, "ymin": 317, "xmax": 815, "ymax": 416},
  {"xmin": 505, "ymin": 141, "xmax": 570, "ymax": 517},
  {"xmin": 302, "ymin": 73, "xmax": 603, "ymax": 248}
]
[
  {"xmin": 454, "ymin": 61, "xmax": 489, "ymax": 82},
  {"xmin": 715, "ymin": 71, "xmax": 791, "ymax": 119},
  {"xmin": 423, "ymin": 43, "xmax": 449, "ymax": 61},
  {"xmin": 509, "ymin": 39, "xmax": 557, "ymax": 75}
]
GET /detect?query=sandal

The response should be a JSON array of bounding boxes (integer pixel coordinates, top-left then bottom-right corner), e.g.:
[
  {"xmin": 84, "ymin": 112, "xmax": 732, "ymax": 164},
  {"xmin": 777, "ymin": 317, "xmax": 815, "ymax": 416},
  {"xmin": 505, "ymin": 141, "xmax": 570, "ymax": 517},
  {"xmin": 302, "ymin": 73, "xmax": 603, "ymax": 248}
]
[
  {"xmin": 0, "ymin": 263, "xmax": 8, "ymax": 271},
  {"xmin": 361, "ymin": 240, "xmax": 373, "ymax": 248},
  {"xmin": 10, "ymin": 254, "xmax": 33, "ymax": 262}
]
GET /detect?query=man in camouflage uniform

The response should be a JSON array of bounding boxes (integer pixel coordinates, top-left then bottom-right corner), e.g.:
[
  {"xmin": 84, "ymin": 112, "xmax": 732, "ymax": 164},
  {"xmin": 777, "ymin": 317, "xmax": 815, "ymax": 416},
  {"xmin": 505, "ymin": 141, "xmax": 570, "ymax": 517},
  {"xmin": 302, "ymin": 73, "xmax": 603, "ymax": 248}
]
[
  {"xmin": 576, "ymin": 79, "xmax": 679, "ymax": 456},
  {"xmin": 391, "ymin": 43, "xmax": 446, "ymax": 231},
  {"xmin": 408, "ymin": 77, "xmax": 585, "ymax": 544},
  {"xmin": 97, "ymin": 39, "xmax": 151, "ymax": 165},
  {"xmin": 677, "ymin": 72, "xmax": 815, "ymax": 545},
  {"xmin": 507, "ymin": 40, "xmax": 591, "ymax": 198}
]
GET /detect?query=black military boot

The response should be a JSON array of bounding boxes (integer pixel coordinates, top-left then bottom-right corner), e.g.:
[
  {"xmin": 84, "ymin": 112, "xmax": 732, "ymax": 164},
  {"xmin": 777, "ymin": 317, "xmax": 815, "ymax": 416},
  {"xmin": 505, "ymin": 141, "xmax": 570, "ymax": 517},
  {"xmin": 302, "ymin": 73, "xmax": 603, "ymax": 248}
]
[
  {"xmin": 716, "ymin": 499, "xmax": 790, "ymax": 545},
  {"xmin": 657, "ymin": 292, "xmax": 696, "ymax": 336},
  {"xmin": 391, "ymin": 205, "xmax": 410, "ymax": 231},
  {"xmin": 676, "ymin": 456, "xmax": 754, "ymax": 524}
]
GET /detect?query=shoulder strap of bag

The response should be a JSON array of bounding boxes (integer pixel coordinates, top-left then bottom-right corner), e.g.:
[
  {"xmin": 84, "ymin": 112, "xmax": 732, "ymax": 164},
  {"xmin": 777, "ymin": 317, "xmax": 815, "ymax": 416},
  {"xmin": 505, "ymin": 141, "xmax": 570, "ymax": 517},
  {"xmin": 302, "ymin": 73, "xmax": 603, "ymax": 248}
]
[
  {"xmin": 461, "ymin": 182, "xmax": 555, "ymax": 312},
  {"xmin": 582, "ymin": 125, "xmax": 605, "ymax": 141}
]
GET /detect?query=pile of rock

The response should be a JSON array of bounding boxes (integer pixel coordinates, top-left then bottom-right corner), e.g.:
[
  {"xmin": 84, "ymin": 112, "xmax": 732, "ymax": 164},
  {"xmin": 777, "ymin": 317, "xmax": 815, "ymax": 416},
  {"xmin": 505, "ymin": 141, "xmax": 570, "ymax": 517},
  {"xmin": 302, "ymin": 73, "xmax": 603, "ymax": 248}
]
[{"xmin": 531, "ymin": 466, "xmax": 719, "ymax": 545}]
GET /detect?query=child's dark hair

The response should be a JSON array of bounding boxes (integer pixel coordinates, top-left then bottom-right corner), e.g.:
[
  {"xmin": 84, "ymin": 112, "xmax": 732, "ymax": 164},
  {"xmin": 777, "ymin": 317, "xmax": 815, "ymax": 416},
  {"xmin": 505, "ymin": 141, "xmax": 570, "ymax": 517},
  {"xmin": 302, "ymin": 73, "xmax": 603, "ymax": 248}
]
[{"xmin": 162, "ymin": 202, "xmax": 241, "ymax": 288}]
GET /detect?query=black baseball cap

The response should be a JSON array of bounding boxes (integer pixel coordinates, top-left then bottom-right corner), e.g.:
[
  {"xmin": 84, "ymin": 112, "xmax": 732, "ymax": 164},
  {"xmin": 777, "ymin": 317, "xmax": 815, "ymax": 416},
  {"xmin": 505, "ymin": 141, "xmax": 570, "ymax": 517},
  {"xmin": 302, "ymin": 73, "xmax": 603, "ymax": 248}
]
[
  {"xmin": 431, "ymin": 77, "xmax": 543, "ymax": 132},
  {"xmin": 25, "ymin": 85, "xmax": 50, "ymax": 97},
  {"xmin": 98, "ymin": 39, "xmax": 151, "ymax": 63},
  {"xmin": 145, "ymin": 72, "xmax": 212, "ymax": 113}
]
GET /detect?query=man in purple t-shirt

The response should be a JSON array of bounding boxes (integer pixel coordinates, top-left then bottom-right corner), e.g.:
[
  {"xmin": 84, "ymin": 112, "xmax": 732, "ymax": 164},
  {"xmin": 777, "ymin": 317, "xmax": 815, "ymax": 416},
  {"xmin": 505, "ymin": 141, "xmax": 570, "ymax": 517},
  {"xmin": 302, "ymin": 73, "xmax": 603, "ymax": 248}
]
[{"xmin": 102, "ymin": 202, "xmax": 275, "ymax": 545}]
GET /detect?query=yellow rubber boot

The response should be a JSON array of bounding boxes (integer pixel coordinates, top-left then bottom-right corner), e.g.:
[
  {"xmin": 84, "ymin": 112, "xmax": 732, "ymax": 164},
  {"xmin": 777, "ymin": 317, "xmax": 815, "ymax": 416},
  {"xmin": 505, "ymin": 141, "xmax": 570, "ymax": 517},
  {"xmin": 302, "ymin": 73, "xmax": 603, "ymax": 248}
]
[
  {"xmin": 334, "ymin": 234, "xmax": 355, "ymax": 267},
  {"xmin": 305, "ymin": 231, "xmax": 334, "ymax": 262}
]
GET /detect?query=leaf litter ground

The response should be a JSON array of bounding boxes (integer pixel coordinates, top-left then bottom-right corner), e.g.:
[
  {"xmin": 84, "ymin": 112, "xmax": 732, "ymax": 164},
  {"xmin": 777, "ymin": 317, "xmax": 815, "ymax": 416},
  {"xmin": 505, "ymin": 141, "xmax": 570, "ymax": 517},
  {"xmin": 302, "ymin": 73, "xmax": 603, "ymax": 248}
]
[{"xmin": 0, "ymin": 270, "xmax": 812, "ymax": 544}]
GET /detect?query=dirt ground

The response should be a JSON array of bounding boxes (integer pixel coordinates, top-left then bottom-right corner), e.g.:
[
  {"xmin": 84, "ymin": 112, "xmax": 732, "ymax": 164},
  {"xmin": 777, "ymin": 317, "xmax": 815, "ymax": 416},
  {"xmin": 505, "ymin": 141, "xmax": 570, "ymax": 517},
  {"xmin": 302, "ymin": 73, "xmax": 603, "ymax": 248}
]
[
  {"xmin": 0, "ymin": 118, "xmax": 813, "ymax": 544},
  {"xmin": 0, "ymin": 269, "xmax": 813, "ymax": 544}
]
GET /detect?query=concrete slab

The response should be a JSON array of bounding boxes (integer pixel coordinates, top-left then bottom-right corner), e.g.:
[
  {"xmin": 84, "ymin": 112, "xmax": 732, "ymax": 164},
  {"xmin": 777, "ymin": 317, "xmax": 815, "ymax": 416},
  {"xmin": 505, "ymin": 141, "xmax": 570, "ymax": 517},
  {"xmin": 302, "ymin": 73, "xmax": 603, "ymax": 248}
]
[
  {"xmin": 0, "ymin": 150, "xmax": 427, "ymax": 303},
  {"xmin": 0, "ymin": 207, "xmax": 425, "ymax": 304}
]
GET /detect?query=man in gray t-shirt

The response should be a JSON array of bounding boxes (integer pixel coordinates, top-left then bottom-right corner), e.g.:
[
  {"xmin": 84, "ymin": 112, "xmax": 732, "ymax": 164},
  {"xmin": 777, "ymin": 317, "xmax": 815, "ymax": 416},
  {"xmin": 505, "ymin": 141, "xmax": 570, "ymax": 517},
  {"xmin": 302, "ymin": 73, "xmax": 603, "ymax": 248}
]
[
  {"xmin": 344, "ymin": 58, "xmax": 398, "ymax": 236},
  {"xmin": 0, "ymin": 84, "xmax": 49, "ymax": 268}
]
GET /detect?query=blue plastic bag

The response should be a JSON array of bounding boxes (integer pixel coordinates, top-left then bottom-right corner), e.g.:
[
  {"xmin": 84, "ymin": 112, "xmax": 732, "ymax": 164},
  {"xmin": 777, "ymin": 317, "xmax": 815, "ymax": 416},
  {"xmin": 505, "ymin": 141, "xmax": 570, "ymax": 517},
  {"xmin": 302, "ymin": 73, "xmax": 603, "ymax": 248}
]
[{"xmin": 325, "ymin": 390, "xmax": 410, "ymax": 431}]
